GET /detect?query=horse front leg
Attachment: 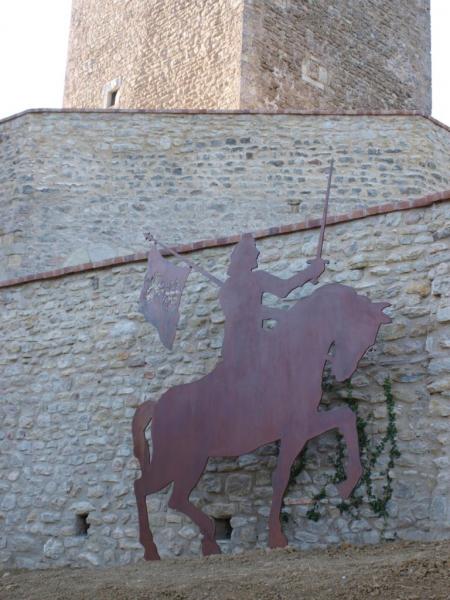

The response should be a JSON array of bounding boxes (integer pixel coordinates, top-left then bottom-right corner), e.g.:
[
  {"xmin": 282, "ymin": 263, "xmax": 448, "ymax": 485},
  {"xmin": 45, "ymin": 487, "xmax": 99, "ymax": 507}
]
[
  {"xmin": 310, "ymin": 407, "xmax": 363, "ymax": 499},
  {"xmin": 269, "ymin": 437, "xmax": 306, "ymax": 549}
]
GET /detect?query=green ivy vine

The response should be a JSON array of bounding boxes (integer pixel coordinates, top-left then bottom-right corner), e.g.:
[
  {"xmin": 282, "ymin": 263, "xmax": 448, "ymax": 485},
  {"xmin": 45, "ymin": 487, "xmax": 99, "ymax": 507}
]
[{"xmin": 282, "ymin": 377, "xmax": 400, "ymax": 523}]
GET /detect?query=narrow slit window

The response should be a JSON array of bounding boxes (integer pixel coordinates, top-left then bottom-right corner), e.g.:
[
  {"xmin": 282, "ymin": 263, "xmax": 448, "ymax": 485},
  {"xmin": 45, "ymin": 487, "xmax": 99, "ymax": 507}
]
[
  {"xmin": 75, "ymin": 513, "xmax": 90, "ymax": 536},
  {"xmin": 107, "ymin": 89, "xmax": 118, "ymax": 108},
  {"xmin": 102, "ymin": 77, "xmax": 122, "ymax": 108}
]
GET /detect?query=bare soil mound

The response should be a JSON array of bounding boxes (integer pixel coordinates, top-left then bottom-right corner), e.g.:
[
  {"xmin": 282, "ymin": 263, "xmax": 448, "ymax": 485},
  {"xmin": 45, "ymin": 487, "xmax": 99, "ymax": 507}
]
[{"xmin": 1, "ymin": 540, "xmax": 449, "ymax": 600}]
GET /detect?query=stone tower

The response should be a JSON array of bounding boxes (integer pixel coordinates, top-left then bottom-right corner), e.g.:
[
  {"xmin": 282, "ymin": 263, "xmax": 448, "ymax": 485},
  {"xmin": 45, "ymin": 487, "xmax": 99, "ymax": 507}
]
[{"xmin": 64, "ymin": 0, "xmax": 431, "ymax": 113}]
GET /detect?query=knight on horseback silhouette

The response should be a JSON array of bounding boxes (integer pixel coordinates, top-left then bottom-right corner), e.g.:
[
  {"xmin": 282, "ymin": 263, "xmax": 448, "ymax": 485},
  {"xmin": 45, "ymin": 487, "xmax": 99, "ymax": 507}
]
[
  {"xmin": 142, "ymin": 228, "xmax": 326, "ymax": 361},
  {"xmin": 219, "ymin": 233, "xmax": 326, "ymax": 370},
  {"xmin": 134, "ymin": 161, "xmax": 391, "ymax": 561}
]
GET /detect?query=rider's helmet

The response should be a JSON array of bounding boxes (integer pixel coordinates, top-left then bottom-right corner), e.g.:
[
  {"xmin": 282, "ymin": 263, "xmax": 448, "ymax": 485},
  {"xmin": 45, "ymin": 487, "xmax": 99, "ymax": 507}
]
[{"xmin": 228, "ymin": 233, "xmax": 260, "ymax": 275}]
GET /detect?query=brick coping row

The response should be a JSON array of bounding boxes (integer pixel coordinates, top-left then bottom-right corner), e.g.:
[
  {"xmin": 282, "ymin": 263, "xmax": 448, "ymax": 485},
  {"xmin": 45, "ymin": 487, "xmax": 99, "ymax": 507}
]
[
  {"xmin": 1, "ymin": 190, "xmax": 449, "ymax": 290},
  {"xmin": 0, "ymin": 108, "xmax": 449, "ymax": 133}
]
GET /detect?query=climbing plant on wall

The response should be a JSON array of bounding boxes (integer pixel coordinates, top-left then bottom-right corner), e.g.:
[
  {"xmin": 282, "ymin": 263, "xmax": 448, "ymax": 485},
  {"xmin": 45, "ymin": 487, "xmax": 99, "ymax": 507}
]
[{"xmin": 282, "ymin": 377, "xmax": 400, "ymax": 523}]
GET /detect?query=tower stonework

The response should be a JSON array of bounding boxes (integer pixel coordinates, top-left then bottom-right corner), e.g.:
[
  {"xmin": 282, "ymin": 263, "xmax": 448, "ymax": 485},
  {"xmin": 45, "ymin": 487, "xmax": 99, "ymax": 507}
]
[
  {"xmin": 63, "ymin": 0, "xmax": 244, "ymax": 110},
  {"xmin": 240, "ymin": 0, "xmax": 431, "ymax": 112},
  {"xmin": 64, "ymin": 0, "xmax": 431, "ymax": 113}
]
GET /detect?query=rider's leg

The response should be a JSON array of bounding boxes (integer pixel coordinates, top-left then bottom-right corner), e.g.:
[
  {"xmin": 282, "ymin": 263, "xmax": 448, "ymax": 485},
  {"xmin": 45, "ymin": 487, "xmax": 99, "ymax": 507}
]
[
  {"xmin": 310, "ymin": 407, "xmax": 362, "ymax": 498},
  {"xmin": 269, "ymin": 437, "xmax": 306, "ymax": 548},
  {"xmin": 168, "ymin": 462, "xmax": 221, "ymax": 556}
]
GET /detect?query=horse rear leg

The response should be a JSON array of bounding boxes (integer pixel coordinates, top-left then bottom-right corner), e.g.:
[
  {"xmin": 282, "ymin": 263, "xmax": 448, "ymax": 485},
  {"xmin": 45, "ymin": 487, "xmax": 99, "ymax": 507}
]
[
  {"xmin": 134, "ymin": 476, "xmax": 161, "ymax": 560},
  {"xmin": 269, "ymin": 437, "xmax": 307, "ymax": 549},
  {"xmin": 132, "ymin": 400, "xmax": 171, "ymax": 560},
  {"xmin": 168, "ymin": 465, "xmax": 221, "ymax": 557},
  {"xmin": 310, "ymin": 406, "xmax": 363, "ymax": 499}
]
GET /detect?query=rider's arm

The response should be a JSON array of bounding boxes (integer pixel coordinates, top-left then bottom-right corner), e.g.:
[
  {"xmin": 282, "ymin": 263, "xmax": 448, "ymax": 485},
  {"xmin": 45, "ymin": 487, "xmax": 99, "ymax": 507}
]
[{"xmin": 256, "ymin": 257, "xmax": 326, "ymax": 298}]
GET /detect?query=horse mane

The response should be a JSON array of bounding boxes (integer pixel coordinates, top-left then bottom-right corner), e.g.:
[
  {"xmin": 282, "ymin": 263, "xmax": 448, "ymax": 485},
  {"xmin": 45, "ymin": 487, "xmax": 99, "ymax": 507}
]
[
  {"xmin": 311, "ymin": 282, "xmax": 359, "ymax": 301},
  {"xmin": 293, "ymin": 282, "xmax": 360, "ymax": 316},
  {"xmin": 282, "ymin": 283, "xmax": 381, "ymax": 339}
]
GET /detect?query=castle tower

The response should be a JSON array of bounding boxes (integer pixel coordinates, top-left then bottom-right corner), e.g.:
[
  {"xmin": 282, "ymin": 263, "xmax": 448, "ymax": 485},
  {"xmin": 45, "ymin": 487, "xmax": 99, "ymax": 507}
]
[{"xmin": 64, "ymin": 0, "xmax": 431, "ymax": 113}]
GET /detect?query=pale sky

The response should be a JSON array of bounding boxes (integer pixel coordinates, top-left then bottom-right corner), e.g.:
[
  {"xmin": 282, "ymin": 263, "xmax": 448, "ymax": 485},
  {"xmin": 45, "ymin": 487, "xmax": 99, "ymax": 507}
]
[{"xmin": 0, "ymin": 0, "xmax": 448, "ymax": 124}]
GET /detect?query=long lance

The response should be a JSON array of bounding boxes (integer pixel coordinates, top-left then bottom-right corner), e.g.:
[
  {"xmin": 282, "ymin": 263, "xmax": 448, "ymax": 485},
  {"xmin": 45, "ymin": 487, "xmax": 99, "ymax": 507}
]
[
  {"xmin": 146, "ymin": 160, "xmax": 333, "ymax": 287},
  {"xmin": 315, "ymin": 158, "xmax": 334, "ymax": 260},
  {"xmin": 145, "ymin": 232, "xmax": 223, "ymax": 287}
]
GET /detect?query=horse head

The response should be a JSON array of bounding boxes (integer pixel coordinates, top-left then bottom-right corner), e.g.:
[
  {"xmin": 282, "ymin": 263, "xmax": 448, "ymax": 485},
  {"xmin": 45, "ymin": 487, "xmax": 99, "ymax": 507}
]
[{"xmin": 321, "ymin": 285, "xmax": 391, "ymax": 382}]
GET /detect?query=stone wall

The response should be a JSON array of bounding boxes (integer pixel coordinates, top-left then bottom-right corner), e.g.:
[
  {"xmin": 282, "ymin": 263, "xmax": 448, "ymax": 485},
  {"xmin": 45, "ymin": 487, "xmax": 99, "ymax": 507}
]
[
  {"xmin": 1, "ymin": 111, "xmax": 449, "ymax": 281},
  {"xmin": 63, "ymin": 1, "xmax": 431, "ymax": 113},
  {"xmin": 64, "ymin": 0, "xmax": 243, "ymax": 110},
  {"xmin": 241, "ymin": 0, "xmax": 431, "ymax": 113},
  {"xmin": 0, "ymin": 200, "xmax": 449, "ymax": 568}
]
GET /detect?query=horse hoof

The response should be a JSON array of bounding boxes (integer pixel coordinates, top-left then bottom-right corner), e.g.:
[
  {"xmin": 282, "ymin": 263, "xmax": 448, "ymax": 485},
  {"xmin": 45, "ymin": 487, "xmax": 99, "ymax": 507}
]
[
  {"xmin": 202, "ymin": 538, "xmax": 221, "ymax": 556},
  {"xmin": 337, "ymin": 480, "xmax": 354, "ymax": 499},
  {"xmin": 269, "ymin": 532, "xmax": 288, "ymax": 549},
  {"xmin": 144, "ymin": 545, "xmax": 161, "ymax": 561}
]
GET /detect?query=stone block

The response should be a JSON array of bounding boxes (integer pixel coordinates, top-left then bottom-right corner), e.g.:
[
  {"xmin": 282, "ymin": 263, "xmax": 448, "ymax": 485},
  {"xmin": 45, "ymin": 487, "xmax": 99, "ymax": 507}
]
[
  {"xmin": 437, "ymin": 307, "xmax": 450, "ymax": 323},
  {"xmin": 225, "ymin": 475, "xmax": 253, "ymax": 498},
  {"xmin": 199, "ymin": 475, "xmax": 223, "ymax": 493},
  {"xmin": 178, "ymin": 525, "xmax": 198, "ymax": 540},
  {"xmin": 43, "ymin": 538, "xmax": 64, "ymax": 560},
  {"xmin": 430, "ymin": 496, "xmax": 448, "ymax": 522},
  {"xmin": 1, "ymin": 495, "xmax": 16, "ymax": 511}
]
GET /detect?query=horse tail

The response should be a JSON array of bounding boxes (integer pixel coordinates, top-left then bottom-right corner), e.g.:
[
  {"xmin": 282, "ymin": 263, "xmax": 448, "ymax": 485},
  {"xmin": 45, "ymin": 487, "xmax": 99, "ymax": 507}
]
[
  {"xmin": 132, "ymin": 400, "xmax": 156, "ymax": 469},
  {"xmin": 132, "ymin": 400, "xmax": 162, "ymax": 560}
]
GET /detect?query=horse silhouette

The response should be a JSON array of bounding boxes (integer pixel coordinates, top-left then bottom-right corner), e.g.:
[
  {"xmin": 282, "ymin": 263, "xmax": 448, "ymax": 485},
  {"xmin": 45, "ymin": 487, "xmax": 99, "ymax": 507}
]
[{"xmin": 133, "ymin": 277, "xmax": 391, "ymax": 560}]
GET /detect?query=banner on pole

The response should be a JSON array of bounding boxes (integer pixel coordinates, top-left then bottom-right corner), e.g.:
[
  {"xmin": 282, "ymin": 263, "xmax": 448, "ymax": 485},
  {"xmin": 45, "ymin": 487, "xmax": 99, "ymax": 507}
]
[{"xmin": 139, "ymin": 245, "xmax": 190, "ymax": 349}]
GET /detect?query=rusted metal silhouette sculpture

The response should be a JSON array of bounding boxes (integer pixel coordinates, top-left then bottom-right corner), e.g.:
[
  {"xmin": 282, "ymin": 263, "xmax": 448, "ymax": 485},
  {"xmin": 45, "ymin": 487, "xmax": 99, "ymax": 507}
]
[
  {"xmin": 134, "ymin": 163, "xmax": 391, "ymax": 560},
  {"xmin": 139, "ymin": 243, "xmax": 191, "ymax": 349},
  {"xmin": 140, "ymin": 233, "xmax": 222, "ymax": 349}
]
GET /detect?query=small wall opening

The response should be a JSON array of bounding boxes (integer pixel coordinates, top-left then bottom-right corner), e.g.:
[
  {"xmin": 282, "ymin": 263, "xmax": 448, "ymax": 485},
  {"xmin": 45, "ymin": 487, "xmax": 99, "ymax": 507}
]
[
  {"xmin": 107, "ymin": 89, "xmax": 118, "ymax": 108},
  {"xmin": 214, "ymin": 517, "xmax": 232, "ymax": 540},
  {"xmin": 75, "ymin": 513, "xmax": 90, "ymax": 536},
  {"xmin": 102, "ymin": 77, "xmax": 122, "ymax": 109}
]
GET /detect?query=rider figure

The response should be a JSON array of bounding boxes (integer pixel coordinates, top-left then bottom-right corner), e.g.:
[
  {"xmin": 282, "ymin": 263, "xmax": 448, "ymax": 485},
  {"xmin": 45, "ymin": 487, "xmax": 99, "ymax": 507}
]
[{"xmin": 218, "ymin": 234, "xmax": 326, "ymax": 367}]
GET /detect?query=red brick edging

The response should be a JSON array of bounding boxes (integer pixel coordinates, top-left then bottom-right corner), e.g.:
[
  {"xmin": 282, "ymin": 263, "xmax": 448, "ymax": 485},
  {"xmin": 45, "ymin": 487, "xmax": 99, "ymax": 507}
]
[{"xmin": 1, "ymin": 190, "xmax": 449, "ymax": 290}]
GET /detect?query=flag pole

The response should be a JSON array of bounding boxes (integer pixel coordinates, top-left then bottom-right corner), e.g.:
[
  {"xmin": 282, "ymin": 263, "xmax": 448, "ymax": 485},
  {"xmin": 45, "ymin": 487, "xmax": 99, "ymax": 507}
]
[{"xmin": 145, "ymin": 233, "xmax": 223, "ymax": 287}]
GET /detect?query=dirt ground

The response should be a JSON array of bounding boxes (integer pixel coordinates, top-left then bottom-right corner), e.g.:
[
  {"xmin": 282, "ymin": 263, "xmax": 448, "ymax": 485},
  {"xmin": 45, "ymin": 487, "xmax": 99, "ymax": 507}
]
[{"xmin": 1, "ymin": 540, "xmax": 449, "ymax": 600}]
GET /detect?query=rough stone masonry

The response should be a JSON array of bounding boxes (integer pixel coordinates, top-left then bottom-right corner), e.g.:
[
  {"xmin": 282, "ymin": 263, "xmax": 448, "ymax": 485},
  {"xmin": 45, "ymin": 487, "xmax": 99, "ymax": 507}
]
[
  {"xmin": 63, "ymin": 0, "xmax": 431, "ymax": 113},
  {"xmin": 1, "ymin": 111, "xmax": 449, "ymax": 281},
  {"xmin": 0, "ymin": 201, "xmax": 449, "ymax": 567},
  {"xmin": 0, "ymin": 109, "xmax": 449, "ymax": 568}
]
